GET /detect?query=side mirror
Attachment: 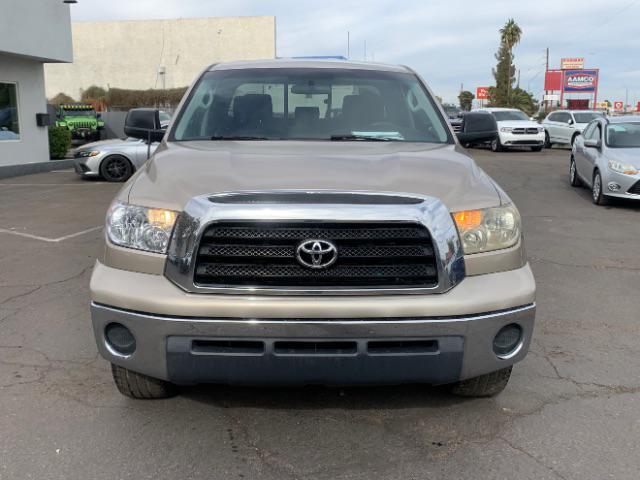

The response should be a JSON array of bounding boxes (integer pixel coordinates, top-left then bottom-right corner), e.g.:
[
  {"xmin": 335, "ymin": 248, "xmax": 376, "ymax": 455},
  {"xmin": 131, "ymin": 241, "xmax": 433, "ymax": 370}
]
[
  {"xmin": 124, "ymin": 108, "xmax": 165, "ymax": 143},
  {"xmin": 567, "ymin": 118, "xmax": 574, "ymax": 125},
  {"xmin": 584, "ymin": 138, "xmax": 601, "ymax": 149},
  {"xmin": 96, "ymin": 113, "xmax": 102, "ymax": 119}
]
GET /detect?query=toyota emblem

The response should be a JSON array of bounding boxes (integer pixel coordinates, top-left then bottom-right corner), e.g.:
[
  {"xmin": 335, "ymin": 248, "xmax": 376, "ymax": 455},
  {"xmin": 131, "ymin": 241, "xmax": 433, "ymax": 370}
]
[{"xmin": 296, "ymin": 239, "xmax": 338, "ymax": 269}]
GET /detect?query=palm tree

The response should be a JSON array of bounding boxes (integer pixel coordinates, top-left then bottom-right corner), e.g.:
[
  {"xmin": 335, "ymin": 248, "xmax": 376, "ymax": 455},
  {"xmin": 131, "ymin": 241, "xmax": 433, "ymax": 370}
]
[{"xmin": 499, "ymin": 19, "xmax": 522, "ymax": 103}]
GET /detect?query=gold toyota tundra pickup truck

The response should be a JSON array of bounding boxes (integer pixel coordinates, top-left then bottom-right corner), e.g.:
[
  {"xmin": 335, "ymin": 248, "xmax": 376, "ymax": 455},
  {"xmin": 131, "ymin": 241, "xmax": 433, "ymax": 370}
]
[{"xmin": 90, "ymin": 59, "xmax": 535, "ymax": 399}]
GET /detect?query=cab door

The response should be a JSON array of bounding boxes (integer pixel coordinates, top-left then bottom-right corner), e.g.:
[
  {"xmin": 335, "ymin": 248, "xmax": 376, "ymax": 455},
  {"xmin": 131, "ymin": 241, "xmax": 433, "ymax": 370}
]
[
  {"xmin": 578, "ymin": 122, "xmax": 602, "ymax": 185},
  {"xmin": 555, "ymin": 112, "xmax": 573, "ymax": 143}
]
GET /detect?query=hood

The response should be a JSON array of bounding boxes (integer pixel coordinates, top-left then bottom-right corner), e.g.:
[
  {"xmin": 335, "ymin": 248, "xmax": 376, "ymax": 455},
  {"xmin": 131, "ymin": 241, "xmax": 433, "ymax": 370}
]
[
  {"xmin": 607, "ymin": 148, "xmax": 640, "ymax": 167},
  {"xmin": 78, "ymin": 138, "xmax": 126, "ymax": 150},
  {"xmin": 496, "ymin": 120, "xmax": 541, "ymax": 129},
  {"xmin": 65, "ymin": 116, "xmax": 97, "ymax": 122},
  {"xmin": 125, "ymin": 141, "xmax": 503, "ymax": 213}
]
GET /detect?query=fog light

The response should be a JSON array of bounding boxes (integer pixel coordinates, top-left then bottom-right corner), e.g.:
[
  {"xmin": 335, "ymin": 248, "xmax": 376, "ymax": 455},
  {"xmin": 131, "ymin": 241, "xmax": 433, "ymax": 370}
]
[
  {"xmin": 105, "ymin": 323, "xmax": 136, "ymax": 356},
  {"xmin": 608, "ymin": 182, "xmax": 621, "ymax": 192},
  {"xmin": 493, "ymin": 323, "xmax": 522, "ymax": 357}
]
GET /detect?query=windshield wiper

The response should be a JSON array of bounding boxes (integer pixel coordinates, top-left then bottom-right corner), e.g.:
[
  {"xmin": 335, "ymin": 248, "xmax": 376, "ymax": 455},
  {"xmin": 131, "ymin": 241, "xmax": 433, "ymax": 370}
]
[
  {"xmin": 210, "ymin": 135, "xmax": 269, "ymax": 140},
  {"xmin": 330, "ymin": 134, "xmax": 400, "ymax": 142}
]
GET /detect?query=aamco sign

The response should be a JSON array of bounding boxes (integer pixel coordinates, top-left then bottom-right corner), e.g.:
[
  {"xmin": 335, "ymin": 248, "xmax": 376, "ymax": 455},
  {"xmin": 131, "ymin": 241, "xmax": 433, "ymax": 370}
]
[
  {"xmin": 563, "ymin": 69, "xmax": 598, "ymax": 92},
  {"xmin": 614, "ymin": 101, "xmax": 624, "ymax": 111},
  {"xmin": 476, "ymin": 86, "xmax": 490, "ymax": 100}
]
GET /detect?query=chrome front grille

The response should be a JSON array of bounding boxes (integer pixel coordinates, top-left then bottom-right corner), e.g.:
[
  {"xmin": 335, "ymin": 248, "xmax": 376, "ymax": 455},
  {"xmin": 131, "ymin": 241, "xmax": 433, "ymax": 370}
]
[
  {"xmin": 164, "ymin": 190, "xmax": 466, "ymax": 295},
  {"xmin": 193, "ymin": 222, "xmax": 438, "ymax": 288}
]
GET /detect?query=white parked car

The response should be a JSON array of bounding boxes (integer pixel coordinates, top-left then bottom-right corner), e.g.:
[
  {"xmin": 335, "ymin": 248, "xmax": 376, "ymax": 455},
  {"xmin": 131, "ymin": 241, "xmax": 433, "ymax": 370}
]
[
  {"xmin": 542, "ymin": 110, "xmax": 603, "ymax": 147},
  {"xmin": 477, "ymin": 108, "xmax": 545, "ymax": 152}
]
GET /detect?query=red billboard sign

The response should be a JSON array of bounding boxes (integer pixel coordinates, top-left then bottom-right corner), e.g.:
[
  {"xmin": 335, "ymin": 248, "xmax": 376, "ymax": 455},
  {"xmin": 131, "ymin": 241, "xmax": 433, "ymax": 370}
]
[
  {"xmin": 614, "ymin": 101, "xmax": 624, "ymax": 111},
  {"xmin": 544, "ymin": 70, "xmax": 563, "ymax": 91},
  {"xmin": 563, "ymin": 69, "xmax": 599, "ymax": 93},
  {"xmin": 476, "ymin": 86, "xmax": 490, "ymax": 100}
]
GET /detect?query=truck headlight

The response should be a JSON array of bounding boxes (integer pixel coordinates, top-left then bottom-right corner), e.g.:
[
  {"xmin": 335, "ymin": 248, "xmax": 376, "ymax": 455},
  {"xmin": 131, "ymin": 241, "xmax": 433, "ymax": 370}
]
[
  {"xmin": 608, "ymin": 159, "xmax": 639, "ymax": 175},
  {"xmin": 106, "ymin": 202, "xmax": 178, "ymax": 254},
  {"xmin": 452, "ymin": 205, "xmax": 521, "ymax": 254},
  {"xmin": 500, "ymin": 127, "xmax": 513, "ymax": 132}
]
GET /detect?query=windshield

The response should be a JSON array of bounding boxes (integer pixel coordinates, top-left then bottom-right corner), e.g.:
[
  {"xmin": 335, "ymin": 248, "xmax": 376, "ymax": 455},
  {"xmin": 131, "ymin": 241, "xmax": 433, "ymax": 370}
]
[
  {"xmin": 606, "ymin": 123, "xmax": 640, "ymax": 148},
  {"xmin": 574, "ymin": 112, "xmax": 602, "ymax": 123},
  {"xmin": 491, "ymin": 110, "xmax": 529, "ymax": 121},
  {"xmin": 171, "ymin": 68, "xmax": 451, "ymax": 143},
  {"xmin": 63, "ymin": 108, "xmax": 95, "ymax": 117}
]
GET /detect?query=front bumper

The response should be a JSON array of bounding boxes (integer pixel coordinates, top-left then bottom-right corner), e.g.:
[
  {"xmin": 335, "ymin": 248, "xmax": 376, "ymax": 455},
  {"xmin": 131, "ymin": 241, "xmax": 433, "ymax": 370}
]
[
  {"xmin": 602, "ymin": 170, "xmax": 640, "ymax": 199},
  {"xmin": 90, "ymin": 262, "xmax": 536, "ymax": 386},
  {"xmin": 499, "ymin": 131, "xmax": 545, "ymax": 147},
  {"xmin": 73, "ymin": 155, "xmax": 103, "ymax": 177}
]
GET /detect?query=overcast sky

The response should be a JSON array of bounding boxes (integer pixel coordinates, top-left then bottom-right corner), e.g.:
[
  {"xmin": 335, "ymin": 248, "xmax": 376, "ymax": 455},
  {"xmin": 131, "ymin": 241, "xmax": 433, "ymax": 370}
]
[{"xmin": 70, "ymin": 0, "xmax": 640, "ymax": 106}]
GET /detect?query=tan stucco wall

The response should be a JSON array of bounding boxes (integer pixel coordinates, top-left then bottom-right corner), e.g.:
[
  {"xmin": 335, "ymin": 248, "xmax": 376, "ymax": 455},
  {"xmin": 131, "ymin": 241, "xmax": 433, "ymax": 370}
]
[{"xmin": 44, "ymin": 16, "xmax": 276, "ymax": 100}]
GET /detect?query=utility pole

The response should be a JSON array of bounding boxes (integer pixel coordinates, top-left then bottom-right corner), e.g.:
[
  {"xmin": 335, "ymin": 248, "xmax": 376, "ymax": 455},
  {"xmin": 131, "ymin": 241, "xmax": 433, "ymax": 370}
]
[
  {"xmin": 544, "ymin": 47, "xmax": 549, "ymax": 111},
  {"xmin": 364, "ymin": 40, "xmax": 367, "ymax": 61},
  {"xmin": 347, "ymin": 31, "xmax": 350, "ymax": 59},
  {"xmin": 625, "ymin": 87, "xmax": 629, "ymax": 112}
]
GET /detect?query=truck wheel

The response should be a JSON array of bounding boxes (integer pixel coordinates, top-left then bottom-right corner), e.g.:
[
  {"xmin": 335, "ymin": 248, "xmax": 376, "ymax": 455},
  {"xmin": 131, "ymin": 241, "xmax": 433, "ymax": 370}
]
[
  {"xmin": 100, "ymin": 155, "xmax": 133, "ymax": 182},
  {"xmin": 544, "ymin": 131, "xmax": 552, "ymax": 148},
  {"xmin": 490, "ymin": 138, "xmax": 503, "ymax": 152},
  {"xmin": 450, "ymin": 366, "xmax": 512, "ymax": 397},
  {"xmin": 111, "ymin": 364, "xmax": 176, "ymax": 399}
]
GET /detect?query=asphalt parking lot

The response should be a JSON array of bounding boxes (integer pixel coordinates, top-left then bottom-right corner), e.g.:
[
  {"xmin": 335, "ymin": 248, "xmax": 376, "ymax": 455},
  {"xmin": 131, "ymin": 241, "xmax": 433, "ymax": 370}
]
[{"xmin": 1, "ymin": 148, "xmax": 639, "ymax": 480}]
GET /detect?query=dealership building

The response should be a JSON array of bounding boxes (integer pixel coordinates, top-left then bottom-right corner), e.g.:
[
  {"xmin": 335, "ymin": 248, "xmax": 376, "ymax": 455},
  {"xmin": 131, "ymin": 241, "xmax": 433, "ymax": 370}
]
[
  {"xmin": 45, "ymin": 16, "xmax": 277, "ymax": 100},
  {"xmin": 0, "ymin": 1, "xmax": 73, "ymax": 173}
]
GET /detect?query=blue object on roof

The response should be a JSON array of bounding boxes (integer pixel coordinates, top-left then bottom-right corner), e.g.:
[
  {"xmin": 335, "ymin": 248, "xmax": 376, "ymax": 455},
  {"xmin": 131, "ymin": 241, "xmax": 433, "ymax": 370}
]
[{"xmin": 286, "ymin": 56, "xmax": 348, "ymax": 60}]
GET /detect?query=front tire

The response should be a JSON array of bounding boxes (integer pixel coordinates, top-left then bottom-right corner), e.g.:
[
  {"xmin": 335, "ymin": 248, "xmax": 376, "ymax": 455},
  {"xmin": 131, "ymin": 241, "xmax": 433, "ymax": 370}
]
[
  {"xmin": 591, "ymin": 170, "xmax": 609, "ymax": 206},
  {"xmin": 570, "ymin": 157, "xmax": 582, "ymax": 187},
  {"xmin": 111, "ymin": 364, "xmax": 177, "ymax": 399},
  {"xmin": 491, "ymin": 137, "xmax": 504, "ymax": 152},
  {"xmin": 544, "ymin": 131, "xmax": 552, "ymax": 148},
  {"xmin": 100, "ymin": 155, "xmax": 133, "ymax": 182},
  {"xmin": 451, "ymin": 366, "xmax": 512, "ymax": 397}
]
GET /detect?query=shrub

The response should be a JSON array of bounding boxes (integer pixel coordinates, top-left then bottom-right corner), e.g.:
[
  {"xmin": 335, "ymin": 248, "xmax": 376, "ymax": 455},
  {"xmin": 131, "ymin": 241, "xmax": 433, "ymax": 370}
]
[
  {"xmin": 49, "ymin": 126, "xmax": 71, "ymax": 159},
  {"xmin": 49, "ymin": 92, "xmax": 76, "ymax": 105},
  {"xmin": 81, "ymin": 85, "xmax": 108, "ymax": 103},
  {"xmin": 107, "ymin": 87, "xmax": 188, "ymax": 110}
]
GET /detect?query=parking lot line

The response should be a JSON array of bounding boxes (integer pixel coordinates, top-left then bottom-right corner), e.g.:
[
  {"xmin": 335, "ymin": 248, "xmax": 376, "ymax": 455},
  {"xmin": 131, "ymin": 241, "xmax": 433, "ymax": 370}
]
[{"xmin": 0, "ymin": 226, "xmax": 102, "ymax": 243}]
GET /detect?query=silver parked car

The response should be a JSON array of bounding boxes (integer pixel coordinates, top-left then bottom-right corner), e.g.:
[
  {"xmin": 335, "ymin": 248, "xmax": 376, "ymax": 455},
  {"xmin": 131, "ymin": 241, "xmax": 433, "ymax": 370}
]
[
  {"xmin": 73, "ymin": 111, "xmax": 170, "ymax": 182},
  {"xmin": 542, "ymin": 110, "xmax": 603, "ymax": 147},
  {"xmin": 571, "ymin": 115, "xmax": 640, "ymax": 205}
]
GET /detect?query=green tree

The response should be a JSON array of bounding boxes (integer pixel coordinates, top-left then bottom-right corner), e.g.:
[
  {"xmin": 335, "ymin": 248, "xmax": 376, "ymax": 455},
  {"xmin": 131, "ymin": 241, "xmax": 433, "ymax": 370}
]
[
  {"xmin": 458, "ymin": 90, "xmax": 475, "ymax": 111},
  {"xmin": 489, "ymin": 19, "xmax": 522, "ymax": 107},
  {"xmin": 509, "ymin": 87, "xmax": 538, "ymax": 116},
  {"xmin": 499, "ymin": 19, "xmax": 522, "ymax": 104}
]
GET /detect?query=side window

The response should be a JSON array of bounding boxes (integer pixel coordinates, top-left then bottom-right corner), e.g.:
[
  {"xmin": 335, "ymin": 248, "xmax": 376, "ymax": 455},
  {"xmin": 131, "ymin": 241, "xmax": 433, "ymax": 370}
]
[
  {"xmin": 584, "ymin": 122, "xmax": 601, "ymax": 141},
  {"xmin": 557, "ymin": 113, "xmax": 571, "ymax": 123},
  {"xmin": 548, "ymin": 112, "xmax": 559, "ymax": 122},
  {"xmin": 0, "ymin": 82, "xmax": 20, "ymax": 141},
  {"xmin": 582, "ymin": 123, "xmax": 595, "ymax": 139}
]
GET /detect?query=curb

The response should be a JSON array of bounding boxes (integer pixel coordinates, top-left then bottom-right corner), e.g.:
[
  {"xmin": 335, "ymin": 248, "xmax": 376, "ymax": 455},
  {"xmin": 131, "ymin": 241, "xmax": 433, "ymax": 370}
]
[{"xmin": 0, "ymin": 160, "xmax": 75, "ymax": 180}]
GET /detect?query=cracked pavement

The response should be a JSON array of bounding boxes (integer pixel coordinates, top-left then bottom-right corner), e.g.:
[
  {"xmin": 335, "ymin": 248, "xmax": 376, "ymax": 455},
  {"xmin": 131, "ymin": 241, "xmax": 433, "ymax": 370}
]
[{"xmin": 0, "ymin": 151, "xmax": 639, "ymax": 479}]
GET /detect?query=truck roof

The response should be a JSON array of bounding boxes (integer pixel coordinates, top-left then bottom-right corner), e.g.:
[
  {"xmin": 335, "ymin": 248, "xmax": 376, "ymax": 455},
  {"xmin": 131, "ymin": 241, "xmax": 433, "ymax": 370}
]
[{"xmin": 208, "ymin": 58, "xmax": 413, "ymax": 74}]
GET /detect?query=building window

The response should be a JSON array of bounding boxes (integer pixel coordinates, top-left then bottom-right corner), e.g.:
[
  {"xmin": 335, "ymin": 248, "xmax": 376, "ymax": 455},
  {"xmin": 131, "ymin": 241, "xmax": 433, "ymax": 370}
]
[{"xmin": 0, "ymin": 83, "xmax": 20, "ymax": 141}]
